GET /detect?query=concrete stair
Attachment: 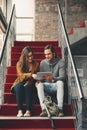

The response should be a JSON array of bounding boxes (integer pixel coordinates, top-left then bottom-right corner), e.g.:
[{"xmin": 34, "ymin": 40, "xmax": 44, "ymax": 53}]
[{"xmin": 69, "ymin": 20, "xmax": 87, "ymax": 44}]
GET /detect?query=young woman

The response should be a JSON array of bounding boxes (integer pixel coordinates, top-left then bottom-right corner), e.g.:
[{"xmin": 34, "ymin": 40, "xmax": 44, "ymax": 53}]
[{"xmin": 11, "ymin": 46, "xmax": 39, "ymax": 117}]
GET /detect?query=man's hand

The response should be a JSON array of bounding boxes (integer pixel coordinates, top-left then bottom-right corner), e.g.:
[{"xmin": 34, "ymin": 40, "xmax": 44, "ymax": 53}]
[{"xmin": 43, "ymin": 74, "xmax": 53, "ymax": 81}]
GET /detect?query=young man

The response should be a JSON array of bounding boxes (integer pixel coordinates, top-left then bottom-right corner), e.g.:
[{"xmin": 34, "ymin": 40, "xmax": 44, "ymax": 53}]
[{"xmin": 35, "ymin": 45, "xmax": 66, "ymax": 117}]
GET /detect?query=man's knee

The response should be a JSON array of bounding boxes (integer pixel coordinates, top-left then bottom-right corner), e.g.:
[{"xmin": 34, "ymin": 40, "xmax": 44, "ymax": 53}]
[
  {"xmin": 56, "ymin": 80, "xmax": 64, "ymax": 88},
  {"xmin": 35, "ymin": 82, "xmax": 42, "ymax": 88}
]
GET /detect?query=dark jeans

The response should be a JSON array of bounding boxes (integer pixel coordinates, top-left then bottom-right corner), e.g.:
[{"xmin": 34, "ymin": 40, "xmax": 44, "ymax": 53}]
[{"xmin": 13, "ymin": 81, "xmax": 36, "ymax": 112}]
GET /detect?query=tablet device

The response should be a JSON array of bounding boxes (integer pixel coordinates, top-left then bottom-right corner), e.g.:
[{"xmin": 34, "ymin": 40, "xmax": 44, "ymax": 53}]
[{"xmin": 36, "ymin": 72, "xmax": 52, "ymax": 80}]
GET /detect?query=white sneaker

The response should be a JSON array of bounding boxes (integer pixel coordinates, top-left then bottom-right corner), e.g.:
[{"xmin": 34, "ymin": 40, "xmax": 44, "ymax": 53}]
[
  {"xmin": 17, "ymin": 110, "xmax": 23, "ymax": 117},
  {"xmin": 24, "ymin": 110, "xmax": 31, "ymax": 117}
]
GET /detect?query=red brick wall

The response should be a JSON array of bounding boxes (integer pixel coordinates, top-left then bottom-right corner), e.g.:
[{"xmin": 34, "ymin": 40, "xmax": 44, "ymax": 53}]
[{"xmin": 35, "ymin": 0, "xmax": 87, "ymax": 41}]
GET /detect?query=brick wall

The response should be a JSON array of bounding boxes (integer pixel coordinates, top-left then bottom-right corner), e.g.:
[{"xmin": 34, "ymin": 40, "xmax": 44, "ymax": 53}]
[
  {"xmin": 35, "ymin": 0, "xmax": 58, "ymax": 41},
  {"xmin": 66, "ymin": 0, "xmax": 87, "ymax": 30},
  {"xmin": 35, "ymin": 0, "xmax": 87, "ymax": 41}
]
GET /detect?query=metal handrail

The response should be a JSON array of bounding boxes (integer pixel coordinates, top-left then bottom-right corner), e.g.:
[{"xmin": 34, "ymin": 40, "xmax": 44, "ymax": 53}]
[
  {"xmin": 0, "ymin": 4, "xmax": 15, "ymax": 64},
  {"xmin": 0, "ymin": 7, "xmax": 7, "ymax": 32},
  {"xmin": 57, "ymin": 0, "xmax": 84, "ymax": 99}
]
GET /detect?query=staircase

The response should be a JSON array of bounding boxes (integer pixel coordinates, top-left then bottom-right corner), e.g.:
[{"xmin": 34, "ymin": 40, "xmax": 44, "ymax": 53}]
[
  {"xmin": 0, "ymin": 41, "xmax": 76, "ymax": 130},
  {"xmin": 69, "ymin": 20, "xmax": 87, "ymax": 44}
]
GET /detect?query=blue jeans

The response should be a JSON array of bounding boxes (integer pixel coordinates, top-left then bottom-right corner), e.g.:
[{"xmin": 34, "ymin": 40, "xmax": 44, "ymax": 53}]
[
  {"xmin": 36, "ymin": 80, "xmax": 64, "ymax": 110},
  {"xmin": 13, "ymin": 81, "xmax": 36, "ymax": 111}
]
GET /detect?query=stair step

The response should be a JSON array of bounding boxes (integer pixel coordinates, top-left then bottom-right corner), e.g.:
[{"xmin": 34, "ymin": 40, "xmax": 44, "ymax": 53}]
[
  {"xmin": 0, "ymin": 116, "xmax": 75, "ymax": 120},
  {"xmin": 6, "ymin": 74, "xmax": 17, "ymax": 83},
  {"xmin": 7, "ymin": 66, "xmax": 16, "ymax": 74},
  {"xmin": 0, "ymin": 103, "xmax": 73, "ymax": 116},
  {"xmin": 0, "ymin": 116, "xmax": 75, "ymax": 129},
  {"xmin": 69, "ymin": 27, "xmax": 87, "ymax": 44},
  {"xmin": 0, "ymin": 104, "xmax": 41, "ymax": 116},
  {"xmin": 4, "ymin": 83, "xmax": 13, "ymax": 92},
  {"xmin": 0, "ymin": 128, "xmax": 75, "ymax": 130},
  {"xmin": 14, "ymin": 41, "xmax": 59, "ymax": 46}
]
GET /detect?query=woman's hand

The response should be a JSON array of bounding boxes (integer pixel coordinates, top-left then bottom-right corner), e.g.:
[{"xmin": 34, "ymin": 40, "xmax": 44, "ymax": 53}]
[{"xmin": 32, "ymin": 74, "xmax": 37, "ymax": 79}]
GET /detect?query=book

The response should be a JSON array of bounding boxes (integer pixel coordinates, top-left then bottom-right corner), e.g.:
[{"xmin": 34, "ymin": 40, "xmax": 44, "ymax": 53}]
[{"xmin": 36, "ymin": 72, "xmax": 52, "ymax": 80}]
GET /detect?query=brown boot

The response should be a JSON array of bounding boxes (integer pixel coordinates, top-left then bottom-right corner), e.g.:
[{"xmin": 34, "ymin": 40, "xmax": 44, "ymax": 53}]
[{"xmin": 40, "ymin": 109, "xmax": 48, "ymax": 117}]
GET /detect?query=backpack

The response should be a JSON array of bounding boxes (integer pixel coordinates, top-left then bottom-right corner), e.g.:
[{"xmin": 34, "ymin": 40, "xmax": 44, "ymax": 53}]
[{"xmin": 43, "ymin": 96, "xmax": 58, "ymax": 117}]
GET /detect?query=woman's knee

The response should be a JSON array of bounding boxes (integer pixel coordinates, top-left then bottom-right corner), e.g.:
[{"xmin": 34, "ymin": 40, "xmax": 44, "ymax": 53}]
[
  {"xmin": 14, "ymin": 83, "xmax": 23, "ymax": 92},
  {"xmin": 25, "ymin": 84, "xmax": 35, "ymax": 92}
]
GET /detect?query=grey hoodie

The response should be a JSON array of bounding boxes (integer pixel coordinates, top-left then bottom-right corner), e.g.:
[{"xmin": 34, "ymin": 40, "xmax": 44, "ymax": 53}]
[{"xmin": 40, "ymin": 57, "xmax": 66, "ymax": 82}]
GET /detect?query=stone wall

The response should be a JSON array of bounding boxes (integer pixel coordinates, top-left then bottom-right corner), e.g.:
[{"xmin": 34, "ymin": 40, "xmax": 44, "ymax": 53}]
[{"xmin": 35, "ymin": 0, "xmax": 87, "ymax": 41}]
